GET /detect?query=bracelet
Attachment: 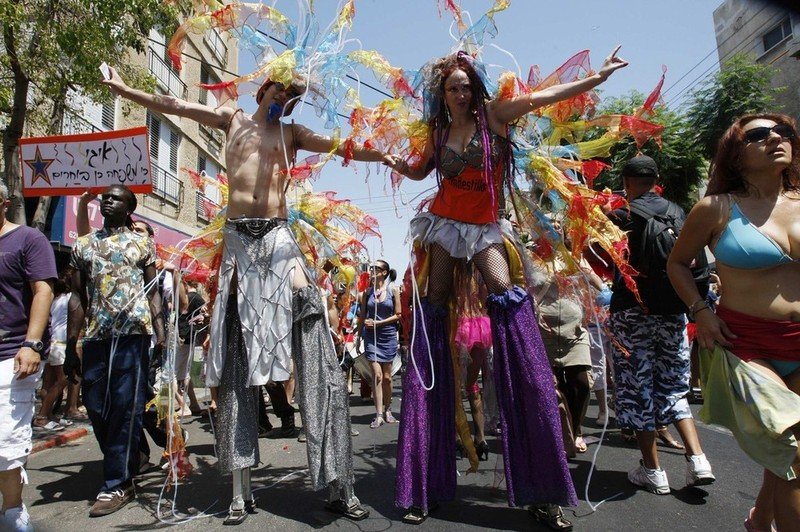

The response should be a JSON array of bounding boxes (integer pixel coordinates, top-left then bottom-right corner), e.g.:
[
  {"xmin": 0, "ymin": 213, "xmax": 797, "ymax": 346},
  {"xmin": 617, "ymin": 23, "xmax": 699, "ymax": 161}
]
[
  {"xmin": 689, "ymin": 302, "xmax": 709, "ymax": 320},
  {"xmin": 688, "ymin": 298, "xmax": 706, "ymax": 314}
]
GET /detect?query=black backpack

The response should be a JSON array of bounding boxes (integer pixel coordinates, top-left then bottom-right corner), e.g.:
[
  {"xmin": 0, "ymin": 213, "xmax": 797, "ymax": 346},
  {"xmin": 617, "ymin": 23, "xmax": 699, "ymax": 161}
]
[
  {"xmin": 628, "ymin": 201, "xmax": 683, "ymax": 277},
  {"xmin": 629, "ymin": 200, "xmax": 710, "ymax": 312}
]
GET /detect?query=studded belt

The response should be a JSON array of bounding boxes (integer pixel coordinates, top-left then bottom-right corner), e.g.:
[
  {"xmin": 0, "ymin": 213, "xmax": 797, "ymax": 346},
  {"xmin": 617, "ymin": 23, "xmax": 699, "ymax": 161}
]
[{"xmin": 226, "ymin": 217, "xmax": 287, "ymax": 239}]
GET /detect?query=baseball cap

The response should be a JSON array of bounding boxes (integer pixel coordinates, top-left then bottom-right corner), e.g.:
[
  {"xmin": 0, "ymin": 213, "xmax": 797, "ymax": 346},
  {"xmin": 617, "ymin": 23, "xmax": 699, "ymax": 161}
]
[{"xmin": 621, "ymin": 155, "xmax": 659, "ymax": 178}]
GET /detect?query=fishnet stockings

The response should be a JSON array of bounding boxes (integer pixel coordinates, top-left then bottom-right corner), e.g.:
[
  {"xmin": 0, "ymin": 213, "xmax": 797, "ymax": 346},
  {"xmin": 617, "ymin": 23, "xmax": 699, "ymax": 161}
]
[
  {"xmin": 472, "ymin": 243, "xmax": 513, "ymax": 296},
  {"xmin": 427, "ymin": 243, "xmax": 512, "ymax": 306}
]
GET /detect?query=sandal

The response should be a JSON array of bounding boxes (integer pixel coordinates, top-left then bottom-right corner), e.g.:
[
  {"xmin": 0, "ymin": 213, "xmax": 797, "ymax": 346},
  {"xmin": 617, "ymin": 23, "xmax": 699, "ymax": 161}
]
[
  {"xmin": 402, "ymin": 507, "xmax": 428, "ymax": 525},
  {"xmin": 65, "ymin": 411, "xmax": 89, "ymax": 421},
  {"xmin": 656, "ymin": 426, "xmax": 685, "ymax": 450},
  {"xmin": 324, "ymin": 499, "xmax": 370, "ymax": 521},
  {"xmin": 575, "ymin": 436, "xmax": 587, "ymax": 453},
  {"xmin": 33, "ymin": 420, "xmax": 65, "ymax": 432},
  {"xmin": 384, "ymin": 411, "xmax": 398, "ymax": 424},
  {"xmin": 370, "ymin": 417, "xmax": 384, "ymax": 429},
  {"xmin": 223, "ymin": 505, "xmax": 248, "ymax": 525},
  {"xmin": 528, "ymin": 504, "xmax": 573, "ymax": 531}
]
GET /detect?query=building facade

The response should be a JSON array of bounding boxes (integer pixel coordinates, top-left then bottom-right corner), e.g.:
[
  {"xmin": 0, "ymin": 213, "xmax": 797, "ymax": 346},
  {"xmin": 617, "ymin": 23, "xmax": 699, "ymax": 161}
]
[
  {"xmin": 713, "ymin": 0, "xmax": 800, "ymax": 122},
  {"xmin": 49, "ymin": 25, "xmax": 237, "ymax": 239}
]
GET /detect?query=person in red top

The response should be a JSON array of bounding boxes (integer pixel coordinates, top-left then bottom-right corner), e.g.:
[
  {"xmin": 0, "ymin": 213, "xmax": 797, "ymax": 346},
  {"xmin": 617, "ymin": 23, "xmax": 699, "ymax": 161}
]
[{"xmin": 386, "ymin": 49, "xmax": 628, "ymax": 527}]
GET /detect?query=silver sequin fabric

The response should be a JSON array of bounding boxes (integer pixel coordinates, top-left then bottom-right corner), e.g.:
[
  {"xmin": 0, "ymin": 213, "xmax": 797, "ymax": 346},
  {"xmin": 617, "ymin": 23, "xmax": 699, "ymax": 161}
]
[
  {"xmin": 292, "ymin": 285, "xmax": 355, "ymax": 499},
  {"xmin": 215, "ymin": 288, "xmax": 260, "ymax": 472}
]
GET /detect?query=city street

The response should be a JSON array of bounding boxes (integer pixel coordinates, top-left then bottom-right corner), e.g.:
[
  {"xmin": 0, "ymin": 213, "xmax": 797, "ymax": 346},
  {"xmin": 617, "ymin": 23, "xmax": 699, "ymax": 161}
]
[{"xmin": 25, "ymin": 383, "xmax": 761, "ymax": 531}]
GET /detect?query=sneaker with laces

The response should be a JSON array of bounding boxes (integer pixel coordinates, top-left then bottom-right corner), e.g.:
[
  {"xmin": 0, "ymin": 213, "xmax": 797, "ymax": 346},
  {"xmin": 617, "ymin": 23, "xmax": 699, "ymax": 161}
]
[
  {"xmin": 2, "ymin": 504, "xmax": 33, "ymax": 532},
  {"xmin": 89, "ymin": 486, "xmax": 134, "ymax": 517},
  {"xmin": 685, "ymin": 453, "xmax": 715, "ymax": 487},
  {"xmin": 628, "ymin": 461, "xmax": 670, "ymax": 494}
]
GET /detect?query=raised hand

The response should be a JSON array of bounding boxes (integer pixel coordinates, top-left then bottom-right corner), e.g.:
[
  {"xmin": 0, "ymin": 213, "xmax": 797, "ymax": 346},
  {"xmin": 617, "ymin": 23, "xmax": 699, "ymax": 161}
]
[
  {"xmin": 100, "ymin": 65, "xmax": 128, "ymax": 96},
  {"xmin": 598, "ymin": 45, "xmax": 629, "ymax": 80}
]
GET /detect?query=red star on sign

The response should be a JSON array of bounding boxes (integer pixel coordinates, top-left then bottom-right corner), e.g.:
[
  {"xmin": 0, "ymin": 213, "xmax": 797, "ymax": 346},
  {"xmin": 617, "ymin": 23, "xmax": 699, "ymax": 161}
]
[{"xmin": 23, "ymin": 146, "xmax": 55, "ymax": 186}]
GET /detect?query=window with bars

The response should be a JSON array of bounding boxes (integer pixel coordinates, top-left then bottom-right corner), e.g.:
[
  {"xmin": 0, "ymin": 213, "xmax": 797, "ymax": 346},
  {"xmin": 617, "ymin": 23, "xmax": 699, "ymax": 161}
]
[
  {"xmin": 146, "ymin": 111, "xmax": 182, "ymax": 204},
  {"xmin": 199, "ymin": 65, "xmax": 219, "ymax": 108},
  {"xmin": 763, "ymin": 17, "xmax": 793, "ymax": 53},
  {"xmin": 169, "ymin": 130, "xmax": 180, "ymax": 173},
  {"xmin": 147, "ymin": 112, "xmax": 159, "ymax": 162},
  {"xmin": 101, "ymin": 102, "xmax": 115, "ymax": 130}
]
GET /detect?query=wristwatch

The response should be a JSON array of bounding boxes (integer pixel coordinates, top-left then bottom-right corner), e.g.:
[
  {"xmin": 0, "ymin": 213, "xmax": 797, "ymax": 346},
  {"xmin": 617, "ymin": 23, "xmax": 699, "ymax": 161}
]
[{"xmin": 22, "ymin": 340, "xmax": 45, "ymax": 355}]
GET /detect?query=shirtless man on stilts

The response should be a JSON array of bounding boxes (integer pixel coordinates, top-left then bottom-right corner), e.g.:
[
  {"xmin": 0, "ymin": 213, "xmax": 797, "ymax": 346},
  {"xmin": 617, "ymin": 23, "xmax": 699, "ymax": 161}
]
[{"xmin": 103, "ymin": 67, "xmax": 389, "ymax": 524}]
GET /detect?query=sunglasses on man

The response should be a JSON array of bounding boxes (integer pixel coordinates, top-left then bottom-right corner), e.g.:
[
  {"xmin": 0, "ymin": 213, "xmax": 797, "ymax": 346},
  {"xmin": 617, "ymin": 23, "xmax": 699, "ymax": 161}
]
[{"xmin": 744, "ymin": 123, "xmax": 796, "ymax": 144}]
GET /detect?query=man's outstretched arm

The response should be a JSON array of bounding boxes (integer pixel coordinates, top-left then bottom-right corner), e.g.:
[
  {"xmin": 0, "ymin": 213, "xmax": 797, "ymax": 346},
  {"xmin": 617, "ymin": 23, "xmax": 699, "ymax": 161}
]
[
  {"xmin": 293, "ymin": 124, "xmax": 393, "ymax": 164},
  {"xmin": 102, "ymin": 66, "xmax": 233, "ymax": 130}
]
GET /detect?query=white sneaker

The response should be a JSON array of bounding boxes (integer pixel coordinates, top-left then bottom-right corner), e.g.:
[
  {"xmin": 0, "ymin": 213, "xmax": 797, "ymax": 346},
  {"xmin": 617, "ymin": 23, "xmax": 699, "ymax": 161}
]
[
  {"xmin": 628, "ymin": 461, "xmax": 670, "ymax": 494},
  {"xmin": 686, "ymin": 453, "xmax": 715, "ymax": 487},
  {"xmin": 2, "ymin": 504, "xmax": 33, "ymax": 532}
]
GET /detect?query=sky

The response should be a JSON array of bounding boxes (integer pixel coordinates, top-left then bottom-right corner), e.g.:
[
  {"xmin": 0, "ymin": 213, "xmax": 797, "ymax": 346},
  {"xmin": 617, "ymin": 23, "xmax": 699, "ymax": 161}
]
[{"xmin": 236, "ymin": 0, "xmax": 724, "ymax": 274}]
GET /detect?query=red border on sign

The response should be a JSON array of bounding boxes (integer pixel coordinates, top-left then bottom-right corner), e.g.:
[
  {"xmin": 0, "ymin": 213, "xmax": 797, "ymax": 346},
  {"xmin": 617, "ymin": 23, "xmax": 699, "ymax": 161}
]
[
  {"xmin": 19, "ymin": 126, "xmax": 148, "ymax": 145},
  {"xmin": 20, "ymin": 126, "xmax": 153, "ymax": 198},
  {"xmin": 24, "ymin": 184, "xmax": 153, "ymax": 197}
]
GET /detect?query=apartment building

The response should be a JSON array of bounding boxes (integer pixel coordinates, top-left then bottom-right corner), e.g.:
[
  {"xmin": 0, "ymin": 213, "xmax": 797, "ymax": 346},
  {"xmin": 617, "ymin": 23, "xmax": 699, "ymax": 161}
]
[{"xmin": 713, "ymin": 0, "xmax": 800, "ymax": 122}]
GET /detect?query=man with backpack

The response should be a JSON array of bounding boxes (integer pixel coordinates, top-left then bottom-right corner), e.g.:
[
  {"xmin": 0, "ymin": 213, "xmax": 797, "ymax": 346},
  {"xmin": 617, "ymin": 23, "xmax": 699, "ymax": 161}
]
[{"xmin": 607, "ymin": 155, "xmax": 715, "ymax": 495}]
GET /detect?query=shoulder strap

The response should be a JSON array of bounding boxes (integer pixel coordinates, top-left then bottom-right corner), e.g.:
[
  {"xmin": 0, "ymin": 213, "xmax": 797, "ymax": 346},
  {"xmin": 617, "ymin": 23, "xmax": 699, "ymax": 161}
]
[
  {"xmin": 628, "ymin": 200, "xmax": 659, "ymax": 220},
  {"xmin": 225, "ymin": 108, "xmax": 243, "ymax": 134}
]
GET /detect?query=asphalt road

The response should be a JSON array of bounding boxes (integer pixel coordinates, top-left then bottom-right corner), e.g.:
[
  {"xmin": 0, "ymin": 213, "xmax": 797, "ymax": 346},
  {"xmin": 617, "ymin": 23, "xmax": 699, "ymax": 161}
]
[{"xmin": 24, "ymin": 381, "xmax": 762, "ymax": 531}]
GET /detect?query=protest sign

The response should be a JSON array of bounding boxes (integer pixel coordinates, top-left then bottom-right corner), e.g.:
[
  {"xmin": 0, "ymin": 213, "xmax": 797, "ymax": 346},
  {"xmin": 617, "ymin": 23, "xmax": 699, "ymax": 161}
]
[{"xmin": 19, "ymin": 127, "xmax": 152, "ymax": 197}]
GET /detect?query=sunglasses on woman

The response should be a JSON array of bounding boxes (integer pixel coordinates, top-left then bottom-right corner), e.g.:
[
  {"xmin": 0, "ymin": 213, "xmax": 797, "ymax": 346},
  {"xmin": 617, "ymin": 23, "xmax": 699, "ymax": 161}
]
[{"xmin": 744, "ymin": 123, "xmax": 796, "ymax": 144}]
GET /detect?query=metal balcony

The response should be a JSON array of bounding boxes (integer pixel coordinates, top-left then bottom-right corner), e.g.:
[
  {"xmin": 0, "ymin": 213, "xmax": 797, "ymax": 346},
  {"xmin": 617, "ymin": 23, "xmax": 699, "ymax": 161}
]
[
  {"xmin": 61, "ymin": 110, "xmax": 103, "ymax": 135},
  {"xmin": 195, "ymin": 190, "xmax": 220, "ymax": 223},
  {"xmin": 199, "ymin": 123, "xmax": 224, "ymax": 158},
  {"xmin": 204, "ymin": 28, "xmax": 228, "ymax": 65},
  {"xmin": 149, "ymin": 163, "xmax": 182, "ymax": 205},
  {"xmin": 148, "ymin": 48, "xmax": 188, "ymax": 99}
]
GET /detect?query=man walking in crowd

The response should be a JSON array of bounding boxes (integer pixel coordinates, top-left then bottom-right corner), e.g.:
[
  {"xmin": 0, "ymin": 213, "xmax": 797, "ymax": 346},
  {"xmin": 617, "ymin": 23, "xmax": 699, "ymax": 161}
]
[
  {"xmin": 102, "ymin": 65, "xmax": 391, "ymax": 523},
  {"xmin": 0, "ymin": 183, "xmax": 57, "ymax": 531},
  {"xmin": 66, "ymin": 184, "xmax": 166, "ymax": 517},
  {"xmin": 607, "ymin": 155, "xmax": 715, "ymax": 494}
]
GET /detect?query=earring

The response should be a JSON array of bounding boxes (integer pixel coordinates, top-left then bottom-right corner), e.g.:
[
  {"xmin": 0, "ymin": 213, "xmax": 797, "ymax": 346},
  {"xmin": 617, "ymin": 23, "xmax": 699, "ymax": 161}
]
[{"xmin": 445, "ymin": 105, "xmax": 451, "ymax": 123}]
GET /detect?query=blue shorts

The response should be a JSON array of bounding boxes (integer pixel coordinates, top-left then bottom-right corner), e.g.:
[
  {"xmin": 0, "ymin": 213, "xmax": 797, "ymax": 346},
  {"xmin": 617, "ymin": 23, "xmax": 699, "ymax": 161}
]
[{"xmin": 609, "ymin": 308, "xmax": 692, "ymax": 432}]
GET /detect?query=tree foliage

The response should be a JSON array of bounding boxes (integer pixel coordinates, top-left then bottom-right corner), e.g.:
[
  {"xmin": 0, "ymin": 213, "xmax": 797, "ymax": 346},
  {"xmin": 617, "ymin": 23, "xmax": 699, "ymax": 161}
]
[
  {"xmin": 1, "ymin": 0, "xmax": 189, "ymax": 222},
  {"xmin": 686, "ymin": 53, "xmax": 783, "ymax": 159},
  {"xmin": 591, "ymin": 91, "xmax": 706, "ymax": 211}
]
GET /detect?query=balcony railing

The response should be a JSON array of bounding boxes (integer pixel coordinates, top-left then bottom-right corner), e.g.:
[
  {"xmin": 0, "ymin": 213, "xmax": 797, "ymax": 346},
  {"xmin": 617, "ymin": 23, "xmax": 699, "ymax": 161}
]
[
  {"xmin": 150, "ymin": 163, "xmax": 182, "ymax": 205},
  {"xmin": 61, "ymin": 109, "xmax": 103, "ymax": 135},
  {"xmin": 148, "ymin": 48, "xmax": 187, "ymax": 99},
  {"xmin": 199, "ymin": 123, "xmax": 223, "ymax": 158},
  {"xmin": 195, "ymin": 190, "xmax": 220, "ymax": 223},
  {"xmin": 204, "ymin": 28, "xmax": 228, "ymax": 65}
]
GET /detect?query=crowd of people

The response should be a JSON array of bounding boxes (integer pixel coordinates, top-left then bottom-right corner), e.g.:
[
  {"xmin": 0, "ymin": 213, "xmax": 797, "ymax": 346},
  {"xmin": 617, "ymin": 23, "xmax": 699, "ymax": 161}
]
[{"xmin": 0, "ymin": 44, "xmax": 798, "ymax": 532}]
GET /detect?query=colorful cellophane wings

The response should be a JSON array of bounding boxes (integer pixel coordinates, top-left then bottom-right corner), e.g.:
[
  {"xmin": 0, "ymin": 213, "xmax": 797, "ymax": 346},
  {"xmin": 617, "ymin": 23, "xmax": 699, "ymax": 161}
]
[
  {"xmin": 168, "ymin": 1, "xmax": 358, "ymax": 130},
  {"xmin": 347, "ymin": 46, "xmax": 668, "ymax": 303}
]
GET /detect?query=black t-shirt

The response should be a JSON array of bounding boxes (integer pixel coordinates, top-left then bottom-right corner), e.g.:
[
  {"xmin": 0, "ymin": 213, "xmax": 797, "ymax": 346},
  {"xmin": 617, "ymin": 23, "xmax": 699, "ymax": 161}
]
[
  {"xmin": 608, "ymin": 191, "xmax": 687, "ymax": 315},
  {"xmin": 178, "ymin": 291, "xmax": 206, "ymax": 343}
]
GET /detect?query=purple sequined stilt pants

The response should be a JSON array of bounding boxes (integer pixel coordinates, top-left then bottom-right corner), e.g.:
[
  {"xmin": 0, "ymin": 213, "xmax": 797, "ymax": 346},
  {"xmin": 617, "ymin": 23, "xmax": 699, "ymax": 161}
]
[
  {"xmin": 488, "ymin": 286, "xmax": 578, "ymax": 507},
  {"xmin": 395, "ymin": 300, "xmax": 455, "ymax": 512}
]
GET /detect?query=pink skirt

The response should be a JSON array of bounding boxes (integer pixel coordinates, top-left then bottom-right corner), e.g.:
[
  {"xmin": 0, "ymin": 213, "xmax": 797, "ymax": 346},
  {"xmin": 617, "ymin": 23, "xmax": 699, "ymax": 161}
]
[{"xmin": 454, "ymin": 316, "xmax": 493, "ymax": 351}]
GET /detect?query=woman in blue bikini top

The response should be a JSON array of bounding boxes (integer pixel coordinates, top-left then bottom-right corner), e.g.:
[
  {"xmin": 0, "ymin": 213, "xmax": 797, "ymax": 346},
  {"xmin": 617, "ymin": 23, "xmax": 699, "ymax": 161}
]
[{"xmin": 667, "ymin": 113, "xmax": 800, "ymax": 530}]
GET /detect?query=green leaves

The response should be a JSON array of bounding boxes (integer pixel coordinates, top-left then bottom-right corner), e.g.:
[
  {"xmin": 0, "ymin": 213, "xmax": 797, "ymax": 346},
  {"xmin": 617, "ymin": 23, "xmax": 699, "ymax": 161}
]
[
  {"xmin": 686, "ymin": 53, "xmax": 782, "ymax": 159},
  {"xmin": 589, "ymin": 54, "xmax": 783, "ymax": 210},
  {"xmin": 591, "ymin": 92, "xmax": 706, "ymax": 211}
]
